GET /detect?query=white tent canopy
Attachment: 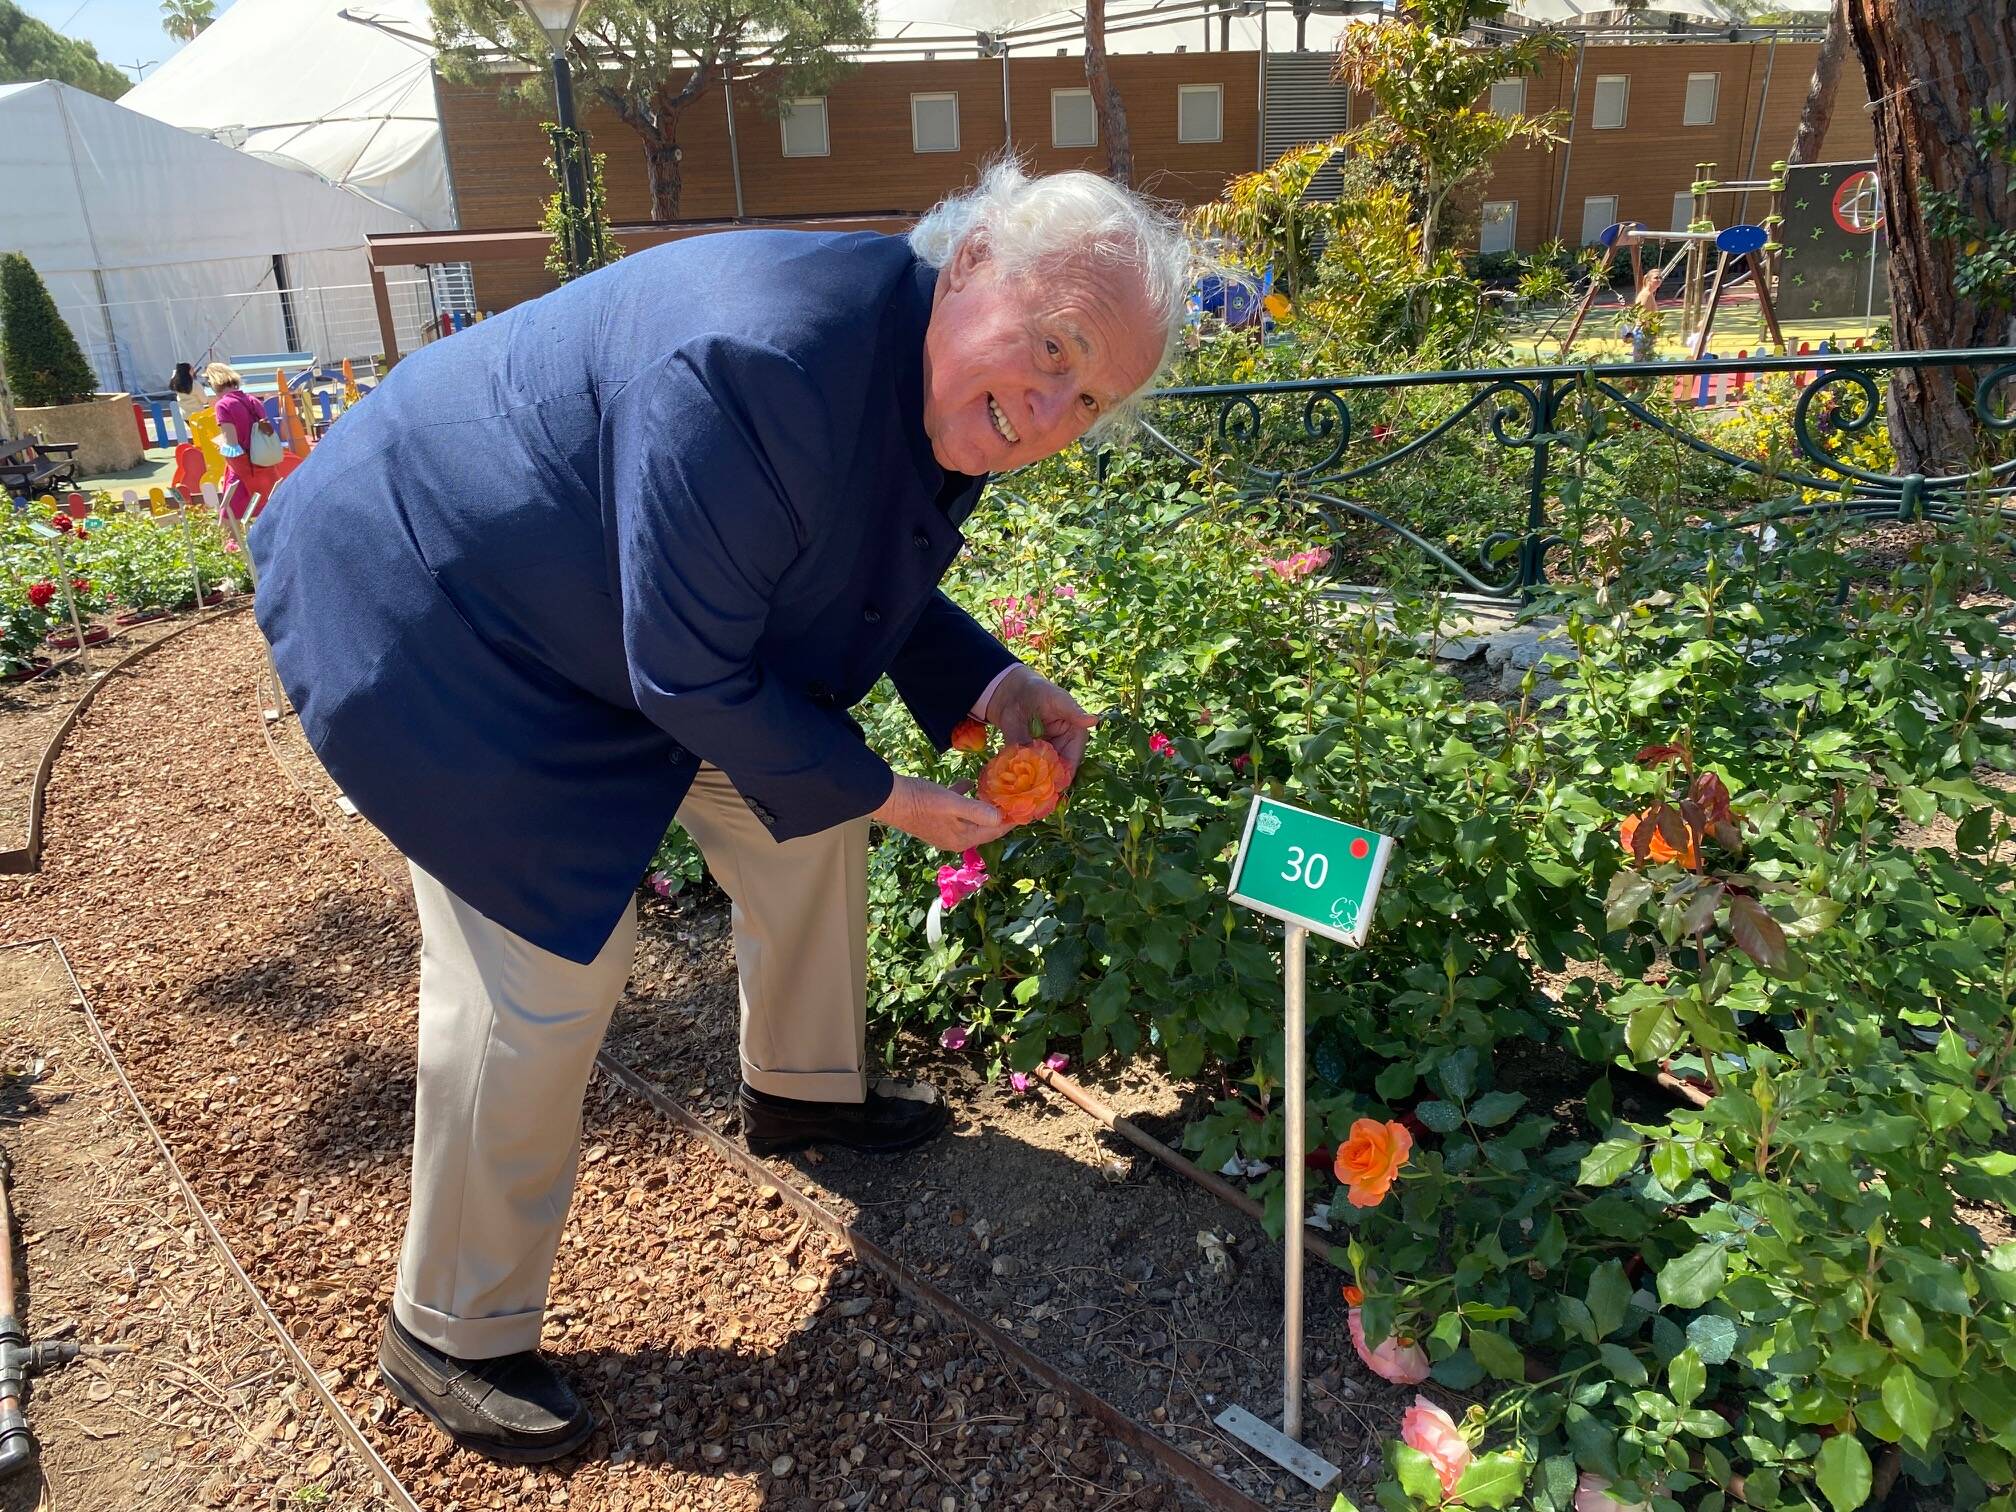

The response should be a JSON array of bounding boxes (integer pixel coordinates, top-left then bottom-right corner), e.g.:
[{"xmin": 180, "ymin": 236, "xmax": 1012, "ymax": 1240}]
[
  {"xmin": 123, "ymin": 0, "xmax": 452, "ymax": 231},
  {"xmin": 0, "ymin": 81, "xmax": 422, "ymax": 395}
]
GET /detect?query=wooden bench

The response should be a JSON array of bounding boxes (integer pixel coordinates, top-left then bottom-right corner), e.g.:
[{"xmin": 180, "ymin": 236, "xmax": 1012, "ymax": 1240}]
[{"xmin": 1, "ymin": 436, "xmax": 79, "ymax": 500}]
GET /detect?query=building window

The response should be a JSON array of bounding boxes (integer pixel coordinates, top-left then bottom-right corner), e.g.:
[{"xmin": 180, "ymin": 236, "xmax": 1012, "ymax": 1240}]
[
  {"xmin": 1052, "ymin": 88, "xmax": 1097, "ymax": 148},
  {"xmin": 1672, "ymin": 189, "xmax": 1696, "ymax": 232},
  {"xmin": 1591, "ymin": 75, "xmax": 1629, "ymax": 130},
  {"xmin": 1488, "ymin": 77, "xmax": 1526, "ymax": 117},
  {"xmin": 1178, "ymin": 84, "xmax": 1223, "ymax": 144},
  {"xmin": 1479, "ymin": 200, "xmax": 1517, "ymax": 254},
  {"xmin": 1683, "ymin": 72, "xmax": 1719, "ymax": 126},
  {"xmin": 780, "ymin": 97, "xmax": 829, "ymax": 157},
  {"xmin": 1581, "ymin": 195, "xmax": 1619, "ymax": 246},
  {"xmin": 911, "ymin": 92, "xmax": 959, "ymax": 153}
]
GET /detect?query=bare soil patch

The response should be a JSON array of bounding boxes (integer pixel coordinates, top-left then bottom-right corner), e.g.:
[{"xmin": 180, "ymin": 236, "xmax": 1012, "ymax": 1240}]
[{"xmin": 0, "ymin": 940, "xmax": 393, "ymax": 1512}]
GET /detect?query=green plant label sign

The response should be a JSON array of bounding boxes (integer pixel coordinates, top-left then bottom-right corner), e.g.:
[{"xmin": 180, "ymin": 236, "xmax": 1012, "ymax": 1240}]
[{"xmin": 1228, "ymin": 797, "xmax": 1393, "ymax": 947}]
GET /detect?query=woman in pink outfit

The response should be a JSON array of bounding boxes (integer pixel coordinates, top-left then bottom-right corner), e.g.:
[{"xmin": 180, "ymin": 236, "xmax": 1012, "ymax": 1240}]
[{"xmin": 205, "ymin": 363, "xmax": 281, "ymax": 525}]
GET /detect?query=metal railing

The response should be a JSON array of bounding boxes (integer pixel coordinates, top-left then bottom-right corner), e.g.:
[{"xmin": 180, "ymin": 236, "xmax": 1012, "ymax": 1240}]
[{"xmin": 1132, "ymin": 348, "xmax": 2016, "ymax": 599}]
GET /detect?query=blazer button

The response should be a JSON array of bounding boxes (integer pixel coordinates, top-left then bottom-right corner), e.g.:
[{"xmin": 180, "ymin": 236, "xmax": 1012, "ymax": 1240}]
[
  {"xmin": 862, "ymin": 606, "xmax": 881, "ymax": 625},
  {"xmin": 912, "ymin": 530, "xmax": 932, "ymax": 549}
]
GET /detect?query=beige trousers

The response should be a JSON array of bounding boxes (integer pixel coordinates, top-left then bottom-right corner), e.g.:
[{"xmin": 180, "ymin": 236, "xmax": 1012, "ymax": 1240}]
[{"xmin": 394, "ymin": 763, "xmax": 871, "ymax": 1357}]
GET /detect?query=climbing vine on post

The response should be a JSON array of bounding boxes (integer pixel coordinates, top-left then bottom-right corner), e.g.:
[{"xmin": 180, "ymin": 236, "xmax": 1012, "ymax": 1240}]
[{"xmin": 542, "ymin": 125, "xmax": 623, "ymax": 283}]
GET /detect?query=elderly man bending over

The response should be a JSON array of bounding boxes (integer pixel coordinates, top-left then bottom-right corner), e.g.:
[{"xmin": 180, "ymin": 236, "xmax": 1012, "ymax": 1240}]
[{"xmin": 250, "ymin": 162, "xmax": 1197, "ymax": 1461}]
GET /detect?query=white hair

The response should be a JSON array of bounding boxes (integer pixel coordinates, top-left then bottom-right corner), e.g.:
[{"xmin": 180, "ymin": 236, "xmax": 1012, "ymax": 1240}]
[{"xmin": 909, "ymin": 158, "xmax": 1200, "ymax": 440}]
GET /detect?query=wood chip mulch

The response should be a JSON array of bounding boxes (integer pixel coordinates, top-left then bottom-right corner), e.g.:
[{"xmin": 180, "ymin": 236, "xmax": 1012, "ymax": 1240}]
[{"xmin": 0, "ymin": 616, "xmax": 1197, "ymax": 1512}]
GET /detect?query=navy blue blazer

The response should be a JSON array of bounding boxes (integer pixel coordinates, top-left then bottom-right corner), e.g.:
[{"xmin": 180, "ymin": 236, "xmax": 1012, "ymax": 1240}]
[{"xmin": 253, "ymin": 231, "xmax": 1015, "ymax": 963}]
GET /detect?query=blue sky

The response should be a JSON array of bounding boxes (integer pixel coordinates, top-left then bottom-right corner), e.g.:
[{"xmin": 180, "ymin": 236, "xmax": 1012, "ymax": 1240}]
[{"xmin": 20, "ymin": 0, "xmax": 238, "ymax": 83}]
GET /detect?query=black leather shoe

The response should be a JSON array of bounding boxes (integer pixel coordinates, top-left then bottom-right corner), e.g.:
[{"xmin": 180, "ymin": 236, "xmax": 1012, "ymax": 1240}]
[
  {"xmin": 739, "ymin": 1082, "xmax": 951, "ymax": 1156},
  {"xmin": 378, "ymin": 1313, "xmax": 593, "ymax": 1463}
]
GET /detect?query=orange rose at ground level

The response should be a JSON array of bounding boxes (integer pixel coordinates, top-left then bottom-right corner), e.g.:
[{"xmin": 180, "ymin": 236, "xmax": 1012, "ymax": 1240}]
[
  {"xmin": 1334, "ymin": 1117, "xmax": 1413, "ymax": 1208},
  {"xmin": 977, "ymin": 740, "xmax": 1071, "ymax": 826}
]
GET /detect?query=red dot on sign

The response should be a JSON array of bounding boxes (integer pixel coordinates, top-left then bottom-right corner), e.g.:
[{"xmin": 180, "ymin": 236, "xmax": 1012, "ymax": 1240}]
[{"xmin": 1350, "ymin": 838, "xmax": 1370, "ymax": 859}]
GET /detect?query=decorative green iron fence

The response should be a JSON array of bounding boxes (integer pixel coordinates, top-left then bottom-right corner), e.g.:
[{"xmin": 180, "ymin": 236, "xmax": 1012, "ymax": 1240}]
[{"xmin": 1128, "ymin": 348, "xmax": 2016, "ymax": 599}]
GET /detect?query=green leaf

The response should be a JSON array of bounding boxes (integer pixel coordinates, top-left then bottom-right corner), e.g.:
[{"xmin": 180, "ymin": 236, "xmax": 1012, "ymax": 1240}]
[
  {"xmin": 1588, "ymin": 1259, "xmax": 1632, "ymax": 1339},
  {"xmin": 1535, "ymin": 1456, "xmax": 1578, "ymax": 1512},
  {"xmin": 1606, "ymin": 870, "xmax": 1656, "ymax": 931},
  {"xmin": 1881, "ymin": 1364, "xmax": 1938, "ymax": 1449},
  {"xmin": 1415, "ymin": 1100, "xmax": 1464, "ymax": 1133},
  {"xmin": 1686, "ymin": 1315, "xmax": 1738, "ymax": 1366},
  {"xmin": 1956, "ymin": 804, "xmax": 1994, "ymax": 853},
  {"xmin": 1879, "ymin": 1295, "xmax": 1926, "ymax": 1355},
  {"xmin": 1926, "ymin": 1084, "xmax": 1974, "ymax": 1132},
  {"xmin": 1814, "ymin": 1435, "xmax": 1874, "ymax": 1512},
  {"xmin": 1163, "ymin": 1032, "xmax": 1205, "ymax": 1079},
  {"xmin": 1669, "ymin": 1347, "xmax": 1707, "ymax": 1406},
  {"xmin": 1658, "ymin": 1241, "xmax": 1728, "ymax": 1309},
  {"xmin": 1330, "ymin": 1497, "xmax": 1362, "ymax": 1512},
  {"xmin": 1437, "ymin": 1047, "xmax": 1477, "ymax": 1103},
  {"xmin": 1469, "ymin": 1090, "xmax": 1526, "ymax": 1127},
  {"xmin": 1627, "ymin": 996, "xmax": 1685, "ymax": 1061},
  {"xmin": 1394, "ymin": 1444, "xmax": 1449, "ymax": 1503},
  {"xmin": 1469, "ymin": 1327, "xmax": 1526, "ymax": 1382},
  {"xmin": 1375, "ymin": 1061, "xmax": 1418, "ymax": 1100},
  {"xmin": 1899, "ymin": 787, "xmax": 1940, "ymax": 825},
  {"xmin": 1452, "ymin": 1451, "xmax": 1527, "ymax": 1509},
  {"xmin": 1579, "ymin": 1138, "xmax": 1644, "ymax": 1188},
  {"xmin": 1599, "ymin": 1342, "xmax": 1649, "ymax": 1385}
]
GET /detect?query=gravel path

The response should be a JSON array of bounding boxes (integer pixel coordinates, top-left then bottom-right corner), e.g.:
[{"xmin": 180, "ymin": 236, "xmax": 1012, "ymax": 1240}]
[{"xmin": 0, "ymin": 616, "xmax": 1198, "ymax": 1512}]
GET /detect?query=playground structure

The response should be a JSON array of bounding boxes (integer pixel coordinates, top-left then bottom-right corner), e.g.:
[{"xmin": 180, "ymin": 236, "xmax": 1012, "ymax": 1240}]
[{"xmin": 1546, "ymin": 160, "xmax": 1791, "ymax": 363}]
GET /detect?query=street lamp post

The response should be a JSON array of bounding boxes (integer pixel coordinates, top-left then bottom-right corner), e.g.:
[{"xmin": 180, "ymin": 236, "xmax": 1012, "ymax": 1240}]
[{"xmin": 516, "ymin": 0, "xmax": 595, "ymax": 276}]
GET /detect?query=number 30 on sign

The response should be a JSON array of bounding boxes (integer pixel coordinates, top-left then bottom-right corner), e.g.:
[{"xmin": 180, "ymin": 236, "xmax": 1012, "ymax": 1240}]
[{"xmin": 1227, "ymin": 796, "xmax": 1393, "ymax": 947}]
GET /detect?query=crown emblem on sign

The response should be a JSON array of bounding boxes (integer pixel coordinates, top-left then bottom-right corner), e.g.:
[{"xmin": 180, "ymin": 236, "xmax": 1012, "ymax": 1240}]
[{"xmin": 1256, "ymin": 812, "xmax": 1281, "ymax": 836}]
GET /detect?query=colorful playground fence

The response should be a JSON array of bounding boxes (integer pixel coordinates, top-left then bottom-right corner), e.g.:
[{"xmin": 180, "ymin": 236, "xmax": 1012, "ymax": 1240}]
[{"xmin": 1670, "ymin": 338, "xmax": 1874, "ymax": 410}]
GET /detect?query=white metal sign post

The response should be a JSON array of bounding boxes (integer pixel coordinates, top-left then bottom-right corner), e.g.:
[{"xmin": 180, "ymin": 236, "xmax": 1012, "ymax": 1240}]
[{"xmin": 1215, "ymin": 795, "xmax": 1394, "ymax": 1492}]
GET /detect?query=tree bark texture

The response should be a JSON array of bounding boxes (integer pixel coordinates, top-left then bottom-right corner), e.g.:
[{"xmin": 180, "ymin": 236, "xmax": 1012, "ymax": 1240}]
[
  {"xmin": 1084, "ymin": 0, "xmax": 1134, "ymax": 187},
  {"xmin": 1786, "ymin": 0, "xmax": 1849, "ymax": 165},
  {"xmin": 1845, "ymin": 0, "xmax": 2015, "ymax": 473}
]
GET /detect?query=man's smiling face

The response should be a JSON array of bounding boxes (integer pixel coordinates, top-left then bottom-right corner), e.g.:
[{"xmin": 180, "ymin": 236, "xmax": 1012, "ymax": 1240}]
[{"xmin": 921, "ymin": 238, "xmax": 1164, "ymax": 475}]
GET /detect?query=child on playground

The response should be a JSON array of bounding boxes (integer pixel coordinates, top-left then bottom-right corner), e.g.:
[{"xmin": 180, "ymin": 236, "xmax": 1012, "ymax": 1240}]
[{"xmin": 204, "ymin": 363, "xmax": 281, "ymax": 524}]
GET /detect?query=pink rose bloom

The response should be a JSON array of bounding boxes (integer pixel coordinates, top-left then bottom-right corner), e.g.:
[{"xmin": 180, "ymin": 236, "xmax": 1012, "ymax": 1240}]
[
  {"xmin": 648, "ymin": 873, "xmax": 674, "ymax": 898},
  {"xmin": 1400, "ymin": 1396, "xmax": 1472, "ymax": 1495},
  {"xmin": 1053, "ymin": 584, "xmax": 1077, "ymax": 600},
  {"xmin": 1348, "ymin": 1307, "xmax": 1432, "ymax": 1385},
  {"xmin": 1232, "ymin": 754, "xmax": 1251, "ymax": 773},
  {"xmin": 1009, "ymin": 1071, "xmax": 1033, "ymax": 1093},
  {"xmin": 1259, "ymin": 547, "xmax": 1332, "ymax": 582},
  {"xmin": 939, "ymin": 1024, "xmax": 970, "ymax": 1052},
  {"xmin": 1044, "ymin": 1053, "xmax": 1070, "ymax": 1073},
  {"xmin": 1000, "ymin": 609, "xmax": 1029, "ymax": 642},
  {"xmin": 1149, "ymin": 732, "xmax": 1174, "ymax": 758},
  {"xmin": 1574, "ymin": 1475, "xmax": 1650, "ymax": 1512},
  {"xmin": 936, "ymin": 848, "xmax": 988, "ymax": 909}
]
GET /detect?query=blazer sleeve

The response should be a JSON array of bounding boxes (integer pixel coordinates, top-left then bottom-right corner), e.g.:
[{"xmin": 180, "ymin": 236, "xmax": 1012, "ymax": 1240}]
[
  {"xmin": 606, "ymin": 341, "xmax": 894, "ymax": 839},
  {"xmin": 886, "ymin": 591, "xmax": 1018, "ymax": 750}
]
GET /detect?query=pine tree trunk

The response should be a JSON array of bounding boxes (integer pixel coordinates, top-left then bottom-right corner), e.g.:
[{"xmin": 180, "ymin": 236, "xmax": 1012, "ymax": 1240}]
[
  {"xmin": 1846, "ymin": 0, "xmax": 2016, "ymax": 473},
  {"xmin": 1084, "ymin": 0, "xmax": 1133, "ymax": 187},
  {"xmin": 1786, "ymin": 0, "xmax": 1848, "ymax": 165},
  {"xmin": 644, "ymin": 122, "xmax": 683, "ymax": 221}
]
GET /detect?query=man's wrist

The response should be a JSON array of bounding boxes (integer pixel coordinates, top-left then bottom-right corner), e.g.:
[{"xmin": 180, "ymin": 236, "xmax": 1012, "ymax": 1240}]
[{"xmin": 973, "ymin": 663, "xmax": 1022, "ymax": 723}]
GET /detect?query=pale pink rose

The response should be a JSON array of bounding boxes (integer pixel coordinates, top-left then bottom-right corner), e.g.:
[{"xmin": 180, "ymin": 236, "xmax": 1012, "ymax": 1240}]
[
  {"xmin": 1052, "ymin": 584, "xmax": 1077, "ymax": 600},
  {"xmin": 1348, "ymin": 1307, "xmax": 1432, "ymax": 1385},
  {"xmin": 1574, "ymin": 1474, "xmax": 1649, "ymax": 1512},
  {"xmin": 1400, "ymin": 1395, "xmax": 1472, "ymax": 1495},
  {"xmin": 939, "ymin": 1024, "xmax": 970, "ymax": 1052}
]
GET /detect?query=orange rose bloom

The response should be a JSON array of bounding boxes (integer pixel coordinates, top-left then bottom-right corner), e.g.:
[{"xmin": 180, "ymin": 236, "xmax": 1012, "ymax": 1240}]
[
  {"xmin": 1334, "ymin": 1118, "xmax": 1413, "ymax": 1208},
  {"xmin": 950, "ymin": 717, "xmax": 990, "ymax": 753},
  {"xmin": 977, "ymin": 740, "xmax": 1071, "ymax": 826},
  {"xmin": 1342, "ymin": 1284, "xmax": 1364, "ymax": 1305},
  {"xmin": 1618, "ymin": 810, "xmax": 1701, "ymax": 869}
]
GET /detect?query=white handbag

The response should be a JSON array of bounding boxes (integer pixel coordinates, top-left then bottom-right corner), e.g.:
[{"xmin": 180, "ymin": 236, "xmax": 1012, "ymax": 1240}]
[{"xmin": 248, "ymin": 419, "xmax": 284, "ymax": 467}]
